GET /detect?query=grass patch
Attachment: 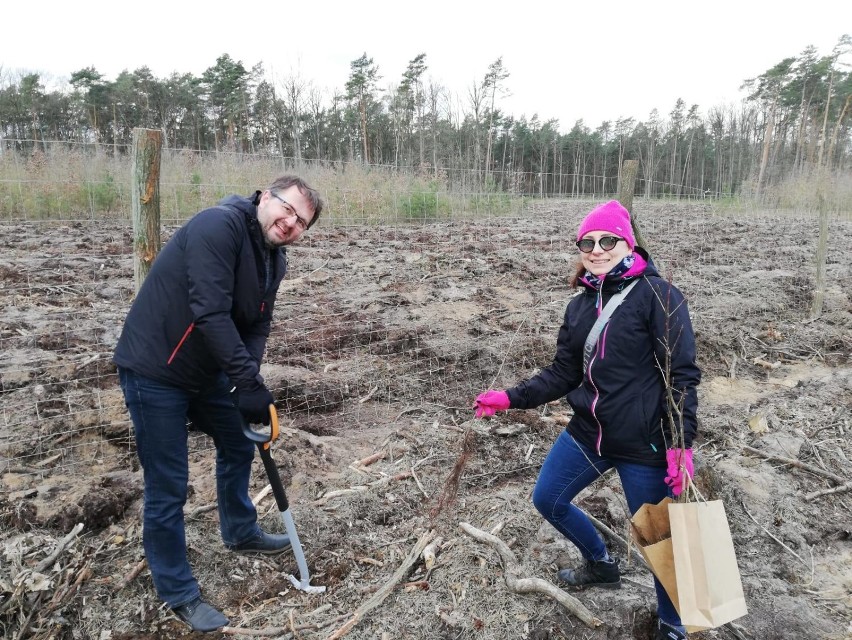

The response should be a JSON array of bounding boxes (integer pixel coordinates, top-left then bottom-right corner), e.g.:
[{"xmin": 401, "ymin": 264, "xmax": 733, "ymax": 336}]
[{"xmin": 0, "ymin": 144, "xmax": 529, "ymax": 223}]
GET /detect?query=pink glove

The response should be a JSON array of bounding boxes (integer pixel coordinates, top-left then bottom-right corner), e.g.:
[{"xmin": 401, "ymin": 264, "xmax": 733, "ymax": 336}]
[
  {"xmin": 474, "ymin": 390, "xmax": 510, "ymax": 418},
  {"xmin": 665, "ymin": 448, "xmax": 694, "ymax": 496}
]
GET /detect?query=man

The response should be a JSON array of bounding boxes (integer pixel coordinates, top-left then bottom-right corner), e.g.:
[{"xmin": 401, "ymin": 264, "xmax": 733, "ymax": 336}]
[{"xmin": 114, "ymin": 175, "xmax": 323, "ymax": 632}]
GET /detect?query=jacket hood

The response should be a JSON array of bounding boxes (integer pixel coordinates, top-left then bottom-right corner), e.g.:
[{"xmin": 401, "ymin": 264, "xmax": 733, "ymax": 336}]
[
  {"xmin": 634, "ymin": 246, "xmax": 660, "ymax": 278},
  {"xmin": 217, "ymin": 194, "xmax": 258, "ymax": 217}
]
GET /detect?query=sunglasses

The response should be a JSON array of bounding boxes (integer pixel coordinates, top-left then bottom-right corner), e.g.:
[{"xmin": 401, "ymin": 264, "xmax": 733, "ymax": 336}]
[{"xmin": 576, "ymin": 235, "xmax": 624, "ymax": 253}]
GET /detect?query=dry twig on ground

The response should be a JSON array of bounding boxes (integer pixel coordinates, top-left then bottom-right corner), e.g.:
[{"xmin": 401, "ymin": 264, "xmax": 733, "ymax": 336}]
[
  {"xmin": 459, "ymin": 522, "xmax": 602, "ymax": 629},
  {"xmin": 740, "ymin": 499, "xmax": 813, "ymax": 572},
  {"xmin": 325, "ymin": 530, "xmax": 437, "ymax": 639},
  {"xmin": 743, "ymin": 446, "xmax": 845, "ymax": 484},
  {"xmin": 35, "ymin": 522, "xmax": 84, "ymax": 572},
  {"xmin": 312, "ymin": 471, "xmax": 413, "ymax": 506},
  {"xmin": 804, "ymin": 481, "xmax": 852, "ymax": 501},
  {"xmin": 114, "ymin": 558, "xmax": 147, "ymax": 593}
]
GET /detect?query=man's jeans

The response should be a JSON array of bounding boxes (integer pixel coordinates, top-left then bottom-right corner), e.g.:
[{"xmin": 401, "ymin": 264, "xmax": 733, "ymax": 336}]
[
  {"xmin": 118, "ymin": 367, "xmax": 261, "ymax": 608},
  {"xmin": 532, "ymin": 429, "xmax": 682, "ymax": 627}
]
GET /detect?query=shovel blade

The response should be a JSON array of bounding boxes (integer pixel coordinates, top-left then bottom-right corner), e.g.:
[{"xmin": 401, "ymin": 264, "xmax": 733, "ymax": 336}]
[{"xmin": 280, "ymin": 508, "xmax": 326, "ymax": 593}]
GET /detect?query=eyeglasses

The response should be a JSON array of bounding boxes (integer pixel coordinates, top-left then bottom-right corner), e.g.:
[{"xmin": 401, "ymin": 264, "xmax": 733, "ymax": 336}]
[
  {"xmin": 271, "ymin": 192, "xmax": 309, "ymax": 231},
  {"xmin": 576, "ymin": 236, "xmax": 624, "ymax": 253}
]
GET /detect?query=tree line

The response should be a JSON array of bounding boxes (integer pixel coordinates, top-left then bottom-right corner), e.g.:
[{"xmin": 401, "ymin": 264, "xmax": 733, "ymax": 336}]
[{"xmin": 1, "ymin": 36, "xmax": 850, "ymax": 199}]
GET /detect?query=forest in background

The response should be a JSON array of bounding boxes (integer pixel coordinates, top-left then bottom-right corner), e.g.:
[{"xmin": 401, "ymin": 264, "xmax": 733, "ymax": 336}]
[{"xmin": 1, "ymin": 35, "xmax": 851, "ymax": 206}]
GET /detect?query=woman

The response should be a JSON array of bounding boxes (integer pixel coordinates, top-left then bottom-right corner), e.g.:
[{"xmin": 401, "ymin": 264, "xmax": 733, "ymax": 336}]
[{"xmin": 474, "ymin": 200, "xmax": 700, "ymax": 640}]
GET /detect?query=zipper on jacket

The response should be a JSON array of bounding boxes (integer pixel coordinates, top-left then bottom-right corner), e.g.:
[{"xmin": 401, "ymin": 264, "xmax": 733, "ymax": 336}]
[
  {"xmin": 586, "ymin": 352, "xmax": 604, "ymax": 455},
  {"xmin": 167, "ymin": 322, "xmax": 195, "ymax": 364}
]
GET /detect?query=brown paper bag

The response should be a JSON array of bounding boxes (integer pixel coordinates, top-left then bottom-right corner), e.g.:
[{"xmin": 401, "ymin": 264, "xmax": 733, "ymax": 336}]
[
  {"xmin": 629, "ymin": 498, "xmax": 708, "ymax": 633},
  {"xmin": 668, "ymin": 500, "xmax": 748, "ymax": 628}
]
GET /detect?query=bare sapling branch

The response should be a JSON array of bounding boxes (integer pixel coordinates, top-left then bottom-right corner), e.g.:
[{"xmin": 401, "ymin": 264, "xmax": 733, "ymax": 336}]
[
  {"xmin": 429, "ymin": 430, "xmax": 477, "ymax": 520},
  {"xmin": 649, "ymin": 275, "xmax": 689, "ymax": 453}
]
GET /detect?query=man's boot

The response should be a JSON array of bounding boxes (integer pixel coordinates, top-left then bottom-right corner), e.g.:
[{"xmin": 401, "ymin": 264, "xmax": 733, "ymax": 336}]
[{"xmin": 172, "ymin": 597, "xmax": 228, "ymax": 632}]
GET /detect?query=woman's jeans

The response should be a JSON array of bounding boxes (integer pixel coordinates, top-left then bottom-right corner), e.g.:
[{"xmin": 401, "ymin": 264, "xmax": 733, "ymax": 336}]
[
  {"xmin": 118, "ymin": 367, "xmax": 261, "ymax": 608},
  {"xmin": 532, "ymin": 429, "xmax": 681, "ymax": 626}
]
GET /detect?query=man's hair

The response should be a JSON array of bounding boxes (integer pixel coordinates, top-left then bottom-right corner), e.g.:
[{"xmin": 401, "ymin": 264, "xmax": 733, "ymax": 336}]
[{"xmin": 268, "ymin": 175, "xmax": 324, "ymax": 229}]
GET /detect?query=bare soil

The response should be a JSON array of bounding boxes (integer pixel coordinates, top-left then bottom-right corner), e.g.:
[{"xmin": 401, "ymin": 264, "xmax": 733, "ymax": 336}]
[{"xmin": 1, "ymin": 200, "xmax": 850, "ymax": 640}]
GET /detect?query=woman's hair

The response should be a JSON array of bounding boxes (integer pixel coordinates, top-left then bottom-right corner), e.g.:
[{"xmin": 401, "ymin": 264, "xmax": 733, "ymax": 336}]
[{"xmin": 568, "ymin": 258, "xmax": 585, "ymax": 288}]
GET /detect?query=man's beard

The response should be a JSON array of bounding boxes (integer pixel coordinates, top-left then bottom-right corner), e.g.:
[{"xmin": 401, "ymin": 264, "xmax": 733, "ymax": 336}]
[{"xmin": 263, "ymin": 222, "xmax": 287, "ymax": 248}]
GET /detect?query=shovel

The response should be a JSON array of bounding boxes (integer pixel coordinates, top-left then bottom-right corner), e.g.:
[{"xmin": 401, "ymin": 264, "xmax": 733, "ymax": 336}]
[{"xmin": 242, "ymin": 404, "xmax": 326, "ymax": 594}]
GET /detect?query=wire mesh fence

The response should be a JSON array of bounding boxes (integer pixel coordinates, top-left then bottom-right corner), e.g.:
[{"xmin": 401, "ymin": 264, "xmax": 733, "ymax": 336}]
[
  {"xmin": 0, "ymin": 138, "xmax": 728, "ymax": 225},
  {"xmin": 1, "ymin": 142, "xmax": 850, "ymax": 490}
]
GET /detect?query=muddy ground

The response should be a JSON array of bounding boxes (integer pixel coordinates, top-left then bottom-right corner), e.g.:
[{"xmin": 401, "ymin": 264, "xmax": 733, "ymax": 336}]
[{"xmin": 0, "ymin": 200, "xmax": 850, "ymax": 640}]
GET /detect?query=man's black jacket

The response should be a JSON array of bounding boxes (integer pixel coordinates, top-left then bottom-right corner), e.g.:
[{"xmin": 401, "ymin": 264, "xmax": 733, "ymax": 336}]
[{"xmin": 114, "ymin": 194, "xmax": 285, "ymax": 394}]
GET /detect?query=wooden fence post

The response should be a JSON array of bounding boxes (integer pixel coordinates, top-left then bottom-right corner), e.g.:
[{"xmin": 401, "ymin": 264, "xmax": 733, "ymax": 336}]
[
  {"xmin": 617, "ymin": 159, "xmax": 637, "ymax": 213},
  {"xmin": 131, "ymin": 128, "xmax": 163, "ymax": 291},
  {"xmin": 810, "ymin": 193, "xmax": 828, "ymax": 319},
  {"xmin": 617, "ymin": 159, "xmax": 648, "ymax": 250}
]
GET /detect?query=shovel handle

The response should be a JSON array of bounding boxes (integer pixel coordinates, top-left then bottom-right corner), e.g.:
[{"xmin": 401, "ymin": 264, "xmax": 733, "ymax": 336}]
[
  {"xmin": 241, "ymin": 404, "xmax": 279, "ymax": 449},
  {"xmin": 243, "ymin": 404, "xmax": 289, "ymax": 513},
  {"xmin": 257, "ymin": 442, "xmax": 290, "ymax": 513},
  {"xmin": 241, "ymin": 404, "xmax": 289, "ymax": 512}
]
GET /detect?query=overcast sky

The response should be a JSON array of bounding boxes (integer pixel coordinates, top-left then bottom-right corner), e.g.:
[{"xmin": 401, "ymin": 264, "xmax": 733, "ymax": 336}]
[{"xmin": 3, "ymin": 1, "xmax": 849, "ymax": 132}]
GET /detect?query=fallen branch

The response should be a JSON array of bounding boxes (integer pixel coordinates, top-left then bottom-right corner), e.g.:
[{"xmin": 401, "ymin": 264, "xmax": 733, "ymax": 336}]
[
  {"xmin": 288, "ymin": 610, "xmax": 297, "ymax": 638},
  {"xmin": 358, "ymin": 386, "xmax": 379, "ymax": 404},
  {"xmin": 743, "ymin": 446, "xmax": 845, "ymax": 485},
  {"xmin": 74, "ymin": 353, "xmax": 101, "ymax": 371},
  {"xmin": 805, "ymin": 481, "xmax": 852, "ymax": 501},
  {"xmin": 355, "ymin": 556, "xmax": 384, "ymax": 567},
  {"xmin": 312, "ymin": 472, "xmax": 412, "ymax": 507},
  {"xmin": 326, "ymin": 615, "xmax": 360, "ymax": 640},
  {"xmin": 13, "ymin": 591, "xmax": 43, "ymax": 640},
  {"xmin": 740, "ymin": 500, "xmax": 811, "ymax": 570},
  {"xmin": 422, "ymin": 535, "xmax": 443, "ymax": 572},
  {"xmin": 752, "ymin": 357, "xmax": 781, "ymax": 370},
  {"xmin": 403, "ymin": 580, "xmax": 430, "ymax": 591},
  {"xmin": 35, "ymin": 522, "xmax": 83, "ymax": 573},
  {"xmin": 222, "ymin": 626, "xmax": 291, "ymax": 637},
  {"xmin": 410, "ymin": 467, "xmax": 428, "ymax": 498},
  {"xmin": 252, "ymin": 485, "xmax": 273, "ymax": 507},
  {"xmin": 1, "ymin": 465, "xmax": 42, "ymax": 475},
  {"xmin": 724, "ymin": 621, "xmax": 752, "ymax": 640},
  {"xmin": 354, "ymin": 451, "xmax": 386, "ymax": 467},
  {"xmin": 326, "ymin": 530, "xmax": 437, "ymax": 639},
  {"xmin": 188, "ymin": 503, "xmax": 218, "ymax": 518},
  {"xmin": 47, "ymin": 562, "xmax": 92, "ymax": 611},
  {"xmin": 222, "ymin": 613, "xmax": 350, "ymax": 637},
  {"xmin": 114, "ymin": 558, "xmax": 147, "ymax": 593},
  {"xmin": 459, "ymin": 522, "xmax": 601, "ymax": 629},
  {"xmin": 34, "ymin": 453, "xmax": 63, "ymax": 468}
]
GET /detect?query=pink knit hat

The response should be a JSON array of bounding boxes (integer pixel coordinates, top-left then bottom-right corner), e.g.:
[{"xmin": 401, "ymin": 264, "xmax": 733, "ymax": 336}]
[{"xmin": 576, "ymin": 200, "xmax": 636, "ymax": 249}]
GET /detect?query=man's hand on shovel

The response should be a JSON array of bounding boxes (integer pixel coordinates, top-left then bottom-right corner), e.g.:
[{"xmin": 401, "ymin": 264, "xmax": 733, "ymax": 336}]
[
  {"xmin": 243, "ymin": 404, "xmax": 326, "ymax": 594},
  {"xmin": 232, "ymin": 384, "xmax": 274, "ymax": 425}
]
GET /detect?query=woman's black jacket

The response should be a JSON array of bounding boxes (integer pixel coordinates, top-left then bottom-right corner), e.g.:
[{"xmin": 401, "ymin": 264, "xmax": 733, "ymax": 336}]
[{"xmin": 506, "ymin": 252, "xmax": 700, "ymax": 466}]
